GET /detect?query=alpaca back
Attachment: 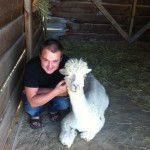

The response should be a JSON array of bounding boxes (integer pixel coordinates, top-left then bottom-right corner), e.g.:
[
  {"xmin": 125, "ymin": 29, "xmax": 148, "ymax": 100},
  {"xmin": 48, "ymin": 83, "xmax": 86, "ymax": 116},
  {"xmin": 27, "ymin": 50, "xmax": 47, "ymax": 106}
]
[{"xmin": 84, "ymin": 73, "xmax": 109, "ymax": 117}]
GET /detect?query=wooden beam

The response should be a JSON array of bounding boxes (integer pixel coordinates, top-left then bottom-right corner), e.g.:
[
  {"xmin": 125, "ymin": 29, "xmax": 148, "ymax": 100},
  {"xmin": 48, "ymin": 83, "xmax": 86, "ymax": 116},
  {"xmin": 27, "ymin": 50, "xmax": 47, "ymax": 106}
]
[
  {"xmin": 129, "ymin": 22, "xmax": 150, "ymax": 43},
  {"xmin": 128, "ymin": 0, "xmax": 137, "ymax": 39},
  {"xmin": 92, "ymin": 0, "xmax": 128, "ymax": 40},
  {"xmin": 24, "ymin": 0, "xmax": 33, "ymax": 60}
]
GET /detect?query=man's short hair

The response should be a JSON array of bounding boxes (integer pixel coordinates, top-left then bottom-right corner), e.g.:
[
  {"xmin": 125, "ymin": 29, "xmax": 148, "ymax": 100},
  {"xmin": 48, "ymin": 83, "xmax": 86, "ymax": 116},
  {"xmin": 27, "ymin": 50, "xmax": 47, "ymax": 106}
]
[{"xmin": 40, "ymin": 39, "xmax": 63, "ymax": 55}]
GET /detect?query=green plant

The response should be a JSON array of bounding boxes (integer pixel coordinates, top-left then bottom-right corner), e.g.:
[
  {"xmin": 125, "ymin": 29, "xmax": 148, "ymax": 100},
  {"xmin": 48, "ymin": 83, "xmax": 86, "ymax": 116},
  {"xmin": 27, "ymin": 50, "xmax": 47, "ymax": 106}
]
[{"xmin": 32, "ymin": 0, "xmax": 50, "ymax": 18}]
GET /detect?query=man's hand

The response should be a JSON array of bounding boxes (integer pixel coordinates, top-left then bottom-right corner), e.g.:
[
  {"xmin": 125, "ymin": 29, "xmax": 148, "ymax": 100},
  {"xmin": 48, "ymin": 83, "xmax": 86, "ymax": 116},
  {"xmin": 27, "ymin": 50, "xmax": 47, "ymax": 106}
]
[{"xmin": 55, "ymin": 80, "xmax": 68, "ymax": 96}]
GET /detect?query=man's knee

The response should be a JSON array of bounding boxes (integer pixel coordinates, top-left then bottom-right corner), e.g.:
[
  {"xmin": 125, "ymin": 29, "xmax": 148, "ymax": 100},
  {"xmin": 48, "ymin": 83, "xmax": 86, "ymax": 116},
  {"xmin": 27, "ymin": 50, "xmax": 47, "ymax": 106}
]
[{"xmin": 21, "ymin": 93, "xmax": 43, "ymax": 117}]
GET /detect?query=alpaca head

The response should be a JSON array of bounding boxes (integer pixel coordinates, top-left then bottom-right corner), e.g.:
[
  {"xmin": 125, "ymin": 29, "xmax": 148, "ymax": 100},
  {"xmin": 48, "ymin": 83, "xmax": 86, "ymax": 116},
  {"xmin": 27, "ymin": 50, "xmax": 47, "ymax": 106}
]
[{"xmin": 59, "ymin": 58, "xmax": 92, "ymax": 92}]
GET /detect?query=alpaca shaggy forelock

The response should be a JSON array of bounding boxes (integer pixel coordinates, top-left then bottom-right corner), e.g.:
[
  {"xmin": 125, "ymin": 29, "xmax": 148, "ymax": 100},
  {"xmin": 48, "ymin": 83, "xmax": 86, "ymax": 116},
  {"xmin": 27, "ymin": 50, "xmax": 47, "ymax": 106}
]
[
  {"xmin": 60, "ymin": 58, "xmax": 92, "ymax": 92},
  {"xmin": 65, "ymin": 59, "xmax": 89, "ymax": 74}
]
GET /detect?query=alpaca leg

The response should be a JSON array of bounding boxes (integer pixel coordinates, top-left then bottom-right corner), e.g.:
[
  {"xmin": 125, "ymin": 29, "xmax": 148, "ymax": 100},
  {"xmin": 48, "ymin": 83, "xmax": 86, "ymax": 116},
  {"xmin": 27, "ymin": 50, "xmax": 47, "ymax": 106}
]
[
  {"xmin": 80, "ymin": 117, "xmax": 105, "ymax": 142},
  {"xmin": 59, "ymin": 126, "xmax": 77, "ymax": 148},
  {"xmin": 59, "ymin": 114, "xmax": 77, "ymax": 148},
  {"xmin": 80, "ymin": 128, "xmax": 100, "ymax": 142}
]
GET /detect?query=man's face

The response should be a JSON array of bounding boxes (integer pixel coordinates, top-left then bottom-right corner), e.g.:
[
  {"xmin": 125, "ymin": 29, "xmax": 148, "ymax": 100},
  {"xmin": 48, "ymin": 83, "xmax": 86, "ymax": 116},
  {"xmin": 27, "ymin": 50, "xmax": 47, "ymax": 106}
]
[{"xmin": 40, "ymin": 48, "xmax": 62, "ymax": 74}]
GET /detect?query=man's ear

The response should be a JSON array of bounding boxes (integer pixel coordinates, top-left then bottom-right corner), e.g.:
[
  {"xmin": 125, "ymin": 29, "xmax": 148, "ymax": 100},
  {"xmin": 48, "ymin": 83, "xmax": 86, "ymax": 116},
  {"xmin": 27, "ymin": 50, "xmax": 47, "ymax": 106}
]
[{"xmin": 59, "ymin": 68, "xmax": 68, "ymax": 75}]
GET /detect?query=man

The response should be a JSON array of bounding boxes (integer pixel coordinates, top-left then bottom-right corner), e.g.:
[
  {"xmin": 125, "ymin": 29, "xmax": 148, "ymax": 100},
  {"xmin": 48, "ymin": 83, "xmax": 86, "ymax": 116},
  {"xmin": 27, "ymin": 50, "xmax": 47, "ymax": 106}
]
[{"xmin": 22, "ymin": 39, "xmax": 70, "ymax": 129}]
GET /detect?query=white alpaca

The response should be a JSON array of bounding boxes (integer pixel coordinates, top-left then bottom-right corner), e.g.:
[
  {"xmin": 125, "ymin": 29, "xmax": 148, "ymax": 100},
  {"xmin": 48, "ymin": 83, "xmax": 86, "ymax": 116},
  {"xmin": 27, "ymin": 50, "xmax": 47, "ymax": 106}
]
[{"xmin": 59, "ymin": 58, "xmax": 109, "ymax": 148}]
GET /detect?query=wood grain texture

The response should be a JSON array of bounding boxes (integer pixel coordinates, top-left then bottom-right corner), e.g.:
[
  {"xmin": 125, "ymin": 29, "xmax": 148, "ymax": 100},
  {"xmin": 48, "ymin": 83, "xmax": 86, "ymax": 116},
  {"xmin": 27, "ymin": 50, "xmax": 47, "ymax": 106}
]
[
  {"xmin": 50, "ymin": 0, "xmax": 150, "ymax": 41},
  {"xmin": 24, "ymin": 0, "xmax": 33, "ymax": 60},
  {"xmin": 0, "ymin": 76, "xmax": 24, "ymax": 150},
  {"xmin": 0, "ymin": 49, "xmax": 26, "ymax": 121},
  {"xmin": 33, "ymin": 25, "xmax": 43, "ymax": 50},
  {"xmin": 0, "ymin": 0, "xmax": 23, "ymax": 28},
  {"xmin": 0, "ymin": 34, "xmax": 25, "ymax": 88},
  {"xmin": 0, "ymin": 15, "xmax": 24, "ymax": 57}
]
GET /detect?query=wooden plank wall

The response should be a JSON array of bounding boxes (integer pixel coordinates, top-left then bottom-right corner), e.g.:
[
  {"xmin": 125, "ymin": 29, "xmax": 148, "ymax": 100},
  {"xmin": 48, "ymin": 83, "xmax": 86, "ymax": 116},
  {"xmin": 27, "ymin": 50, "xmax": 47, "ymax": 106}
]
[
  {"xmin": 49, "ymin": 0, "xmax": 150, "ymax": 41},
  {"xmin": 0, "ymin": 0, "xmax": 25, "ymax": 149},
  {"xmin": 0, "ymin": 0, "xmax": 44, "ymax": 149}
]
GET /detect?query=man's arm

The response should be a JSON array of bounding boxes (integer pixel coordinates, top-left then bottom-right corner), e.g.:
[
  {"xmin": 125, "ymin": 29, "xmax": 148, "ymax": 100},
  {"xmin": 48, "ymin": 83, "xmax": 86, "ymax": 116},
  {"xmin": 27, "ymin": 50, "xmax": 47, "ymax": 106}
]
[{"xmin": 25, "ymin": 80, "xmax": 68, "ymax": 107}]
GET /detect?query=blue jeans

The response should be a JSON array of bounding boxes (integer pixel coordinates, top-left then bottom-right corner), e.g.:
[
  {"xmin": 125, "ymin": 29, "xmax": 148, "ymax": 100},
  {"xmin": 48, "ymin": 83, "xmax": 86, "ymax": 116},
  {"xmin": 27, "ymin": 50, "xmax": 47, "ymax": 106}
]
[{"xmin": 22, "ymin": 93, "xmax": 70, "ymax": 117}]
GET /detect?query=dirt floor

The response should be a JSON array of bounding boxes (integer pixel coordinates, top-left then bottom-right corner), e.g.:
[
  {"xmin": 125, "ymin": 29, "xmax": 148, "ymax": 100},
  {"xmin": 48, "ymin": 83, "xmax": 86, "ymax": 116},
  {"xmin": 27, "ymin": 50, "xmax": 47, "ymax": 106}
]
[
  {"xmin": 11, "ymin": 40, "xmax": 150, "ymax": 150},
  {"xmin": 11, "ymin": 87, "xmax": 150, "ymax": 150}
]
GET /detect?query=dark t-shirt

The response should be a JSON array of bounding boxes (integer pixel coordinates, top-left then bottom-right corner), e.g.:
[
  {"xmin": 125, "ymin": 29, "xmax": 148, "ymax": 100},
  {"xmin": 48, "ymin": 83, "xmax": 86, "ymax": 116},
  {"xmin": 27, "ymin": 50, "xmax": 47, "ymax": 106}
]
[{"xmin": 23, "ymin": 54, "xmax": 69, "ymax": 88}]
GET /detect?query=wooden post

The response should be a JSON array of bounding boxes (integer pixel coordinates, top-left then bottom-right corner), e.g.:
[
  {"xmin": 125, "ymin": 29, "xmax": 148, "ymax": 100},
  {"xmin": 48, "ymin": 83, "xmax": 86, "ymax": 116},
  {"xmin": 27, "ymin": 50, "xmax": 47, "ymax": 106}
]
[
  {"xmin": 24, "ymin": 0, "xmax": 33, "ymax": 60},
  {"xmin": 128, "ymin": 0, "xmax": 137, "ymax": 39}
]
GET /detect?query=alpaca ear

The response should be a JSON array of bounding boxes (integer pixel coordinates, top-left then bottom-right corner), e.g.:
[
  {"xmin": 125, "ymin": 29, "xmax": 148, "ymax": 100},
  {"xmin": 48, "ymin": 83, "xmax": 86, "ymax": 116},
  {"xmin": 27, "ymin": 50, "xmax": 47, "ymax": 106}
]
[
  {"xmin": 86, "ymin": 69, "xmax": 92, "ymax": 74},
  {"xmin": 59, "ymin": 69, "xmax": 68, "ymax": 75}
]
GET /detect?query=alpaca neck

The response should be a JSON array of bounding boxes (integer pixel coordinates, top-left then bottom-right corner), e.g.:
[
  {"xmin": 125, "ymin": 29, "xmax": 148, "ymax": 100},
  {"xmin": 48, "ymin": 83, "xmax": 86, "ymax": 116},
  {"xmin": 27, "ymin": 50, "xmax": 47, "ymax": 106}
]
[{"xmin": 68, "ymin": 89, "xmax": 90, "ymax": 119}]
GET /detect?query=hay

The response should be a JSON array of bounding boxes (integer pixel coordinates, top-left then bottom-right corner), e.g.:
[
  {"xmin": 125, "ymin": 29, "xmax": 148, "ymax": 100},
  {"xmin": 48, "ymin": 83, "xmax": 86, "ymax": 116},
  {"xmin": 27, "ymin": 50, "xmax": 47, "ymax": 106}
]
[
  {"xmin": 32, "ymin": 0, "xmax": 50, "ymax": 18},
  {"xmin": 61, "ymin": 40, "xmax": 150, "ymax": 111}
]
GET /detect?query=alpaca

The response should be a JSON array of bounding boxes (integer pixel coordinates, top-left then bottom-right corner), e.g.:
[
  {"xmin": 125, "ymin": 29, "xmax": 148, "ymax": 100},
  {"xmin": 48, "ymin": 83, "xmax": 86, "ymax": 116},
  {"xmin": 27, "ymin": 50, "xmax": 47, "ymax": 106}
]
[{"xmin": 59, "ymin": 58, "xmax": 109, "ymax": 148}]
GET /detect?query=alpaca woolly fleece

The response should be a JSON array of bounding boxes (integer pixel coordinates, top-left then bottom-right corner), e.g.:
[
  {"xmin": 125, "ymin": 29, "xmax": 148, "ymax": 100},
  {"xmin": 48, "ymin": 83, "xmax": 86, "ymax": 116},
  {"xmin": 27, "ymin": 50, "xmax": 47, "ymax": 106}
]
[{"xmin": 59, "ymin": 58, "xmax": 109, "ymax": 148}]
